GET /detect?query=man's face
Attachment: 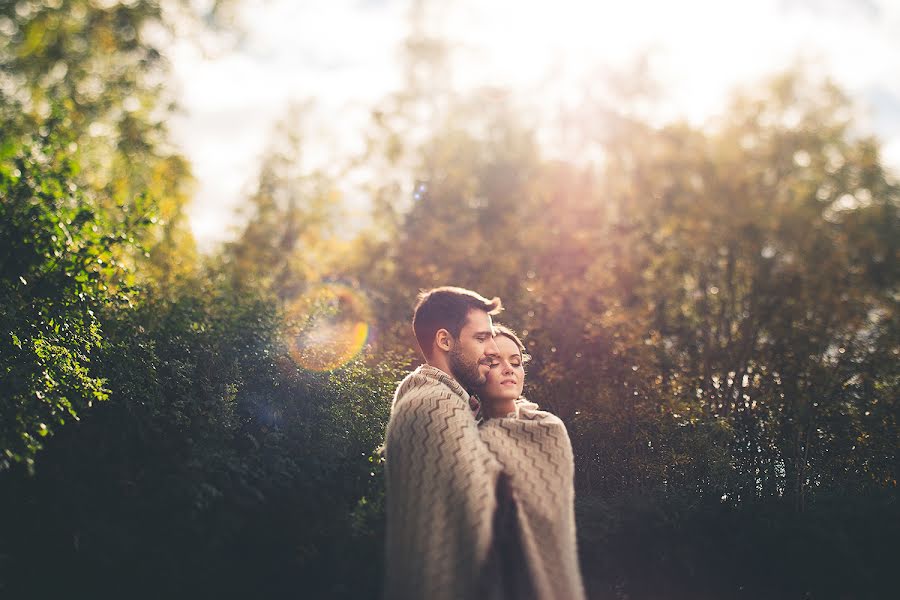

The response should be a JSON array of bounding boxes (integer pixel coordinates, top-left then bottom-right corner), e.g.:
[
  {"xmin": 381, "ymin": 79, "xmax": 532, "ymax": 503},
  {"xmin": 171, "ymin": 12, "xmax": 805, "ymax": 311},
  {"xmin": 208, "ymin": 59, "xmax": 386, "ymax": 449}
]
[{"xmin": 447, "ymin": 309, "xmax": 500, "ymax": 391}]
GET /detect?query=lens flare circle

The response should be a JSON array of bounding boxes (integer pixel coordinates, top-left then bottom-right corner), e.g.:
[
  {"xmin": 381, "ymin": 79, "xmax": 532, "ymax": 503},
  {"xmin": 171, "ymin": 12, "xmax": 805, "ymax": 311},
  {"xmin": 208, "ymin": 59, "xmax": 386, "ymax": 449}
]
[{"xmin": 285, "ymin": 283, "xmax": 371, "ymax": 372}]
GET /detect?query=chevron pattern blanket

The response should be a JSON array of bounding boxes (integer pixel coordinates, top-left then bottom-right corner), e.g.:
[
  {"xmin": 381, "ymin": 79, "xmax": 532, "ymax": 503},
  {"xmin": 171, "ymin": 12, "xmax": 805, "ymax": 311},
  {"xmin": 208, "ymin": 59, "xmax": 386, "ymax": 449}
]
[
  {"xmin": 480, "ymin": 399, "xmax": 586, "ymax": 600},
  {"xmin": 383, "ymin": 365, "xmax": 585, "ymax": 600}
]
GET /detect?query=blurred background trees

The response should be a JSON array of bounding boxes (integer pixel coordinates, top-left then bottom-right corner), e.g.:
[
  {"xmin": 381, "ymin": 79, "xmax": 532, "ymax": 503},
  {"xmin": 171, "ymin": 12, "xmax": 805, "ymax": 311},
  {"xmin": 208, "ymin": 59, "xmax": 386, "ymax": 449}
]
[{"xmin": 1, "ymin": 1, "xmax": 897, "ymax": 599}]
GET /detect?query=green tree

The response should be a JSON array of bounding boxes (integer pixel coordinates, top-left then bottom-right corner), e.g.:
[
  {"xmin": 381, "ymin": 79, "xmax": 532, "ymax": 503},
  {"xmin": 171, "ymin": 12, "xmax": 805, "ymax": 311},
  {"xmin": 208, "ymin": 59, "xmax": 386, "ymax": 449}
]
[
  {"xmin": 0, "ymin": 0, "xmax": 233, "ymax": 467},
  {"xmin": 0, "ymin": 123, "xmax": 142, "ymax": 470},
  {"xmin": 0, "ymin": 0, "xmax": 233, "ymax": 285}
]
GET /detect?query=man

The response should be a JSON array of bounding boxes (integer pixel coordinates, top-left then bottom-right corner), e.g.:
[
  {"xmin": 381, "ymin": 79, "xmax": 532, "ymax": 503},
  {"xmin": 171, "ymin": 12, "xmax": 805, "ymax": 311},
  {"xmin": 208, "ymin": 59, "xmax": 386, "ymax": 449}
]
[{"xmin": 382, "ymin": 286, "xmax": 505, "ymax": 600}]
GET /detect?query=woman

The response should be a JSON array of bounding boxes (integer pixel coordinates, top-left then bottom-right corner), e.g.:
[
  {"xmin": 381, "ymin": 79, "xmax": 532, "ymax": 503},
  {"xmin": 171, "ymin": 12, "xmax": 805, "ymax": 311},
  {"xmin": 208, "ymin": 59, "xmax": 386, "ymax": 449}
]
[{"xmin": 476, "ymin": 325, "xmax": 586, "ymax": 600}]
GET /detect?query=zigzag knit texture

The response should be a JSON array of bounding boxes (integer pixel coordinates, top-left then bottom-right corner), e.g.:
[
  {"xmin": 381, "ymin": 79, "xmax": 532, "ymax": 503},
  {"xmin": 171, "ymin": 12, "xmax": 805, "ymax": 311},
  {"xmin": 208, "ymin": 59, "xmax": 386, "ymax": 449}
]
[
  {"xmin": 479, "ymin": 398, "xmax": 587, "ymax": 600},
  {"xmin": 384, "ymin": 366, "xmax": 585, "ymax": 600},
  {"xmin": 384, "ymin": 365, "xmax": 503, "ymax": 600}
]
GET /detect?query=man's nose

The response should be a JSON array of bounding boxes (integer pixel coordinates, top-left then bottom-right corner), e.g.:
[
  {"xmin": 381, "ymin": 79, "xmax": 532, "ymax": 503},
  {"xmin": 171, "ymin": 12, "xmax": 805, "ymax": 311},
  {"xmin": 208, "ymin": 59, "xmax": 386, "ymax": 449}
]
[{"xmin": 485, "ymin": 336, "xmax": 500, "ymax": 356}]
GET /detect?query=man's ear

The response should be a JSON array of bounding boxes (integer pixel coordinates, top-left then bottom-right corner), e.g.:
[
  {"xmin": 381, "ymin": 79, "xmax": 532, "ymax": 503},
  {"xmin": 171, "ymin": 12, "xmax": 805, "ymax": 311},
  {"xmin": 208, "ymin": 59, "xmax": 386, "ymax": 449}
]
[{"xmin": 435, "ymin": 328, "xmax": 453, "ymax": 352}]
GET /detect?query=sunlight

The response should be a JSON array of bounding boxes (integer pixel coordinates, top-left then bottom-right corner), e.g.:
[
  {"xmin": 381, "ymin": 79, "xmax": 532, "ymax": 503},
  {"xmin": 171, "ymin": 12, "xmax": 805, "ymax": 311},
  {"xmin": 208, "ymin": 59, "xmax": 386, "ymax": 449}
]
[
  {"xmin": 165, "ymin": 0, "xmax": 900, "ymax": 249},
  {"xmin": 284, "ymin": 283, "xmax": 372, "ymax": 372},
  {"xmin": 450, "ymin": 0, "xmax": 648, "ymax": 93},
  {"xmin": 447, "ymin": 0, "xmax": 884, "ymax": 127}
]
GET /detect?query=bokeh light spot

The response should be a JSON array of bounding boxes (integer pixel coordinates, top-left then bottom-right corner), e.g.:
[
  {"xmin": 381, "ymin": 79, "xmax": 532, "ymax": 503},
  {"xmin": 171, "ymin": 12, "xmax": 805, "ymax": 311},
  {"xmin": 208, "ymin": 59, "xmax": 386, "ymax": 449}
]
[{"xmin": 285, "ymin": 283, "xmax": 372, "ymax": 371}]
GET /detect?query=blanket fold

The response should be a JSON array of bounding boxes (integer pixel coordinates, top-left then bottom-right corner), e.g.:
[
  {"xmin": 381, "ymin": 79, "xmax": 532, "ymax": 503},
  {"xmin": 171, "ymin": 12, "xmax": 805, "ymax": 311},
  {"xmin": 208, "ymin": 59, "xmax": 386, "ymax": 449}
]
[
  {"xmin": 384, "ymin": 367, "xmax": 585, "ymax": 600},
  {"xmin": 383, "ymin": 365, "xmax": 503, "ymax": 600},
  {"xmin": 479, "ymin": 398, "xmax": 587, "ymax": 600}
]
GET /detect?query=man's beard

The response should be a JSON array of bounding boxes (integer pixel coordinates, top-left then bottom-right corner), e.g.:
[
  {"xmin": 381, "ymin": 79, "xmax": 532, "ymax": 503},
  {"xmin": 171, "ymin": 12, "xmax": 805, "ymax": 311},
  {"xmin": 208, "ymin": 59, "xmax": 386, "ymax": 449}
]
[{"xmin": 448, "ymin": 345, "xmax": 486, "ymax": 392}]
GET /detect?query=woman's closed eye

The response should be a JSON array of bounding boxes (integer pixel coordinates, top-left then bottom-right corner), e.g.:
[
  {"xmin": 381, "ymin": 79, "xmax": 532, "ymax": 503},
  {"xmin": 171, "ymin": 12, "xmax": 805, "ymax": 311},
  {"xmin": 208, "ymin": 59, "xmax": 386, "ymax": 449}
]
[{"xmin": 489, "ymin": 360, "xmax": 522, "ymax": 369}]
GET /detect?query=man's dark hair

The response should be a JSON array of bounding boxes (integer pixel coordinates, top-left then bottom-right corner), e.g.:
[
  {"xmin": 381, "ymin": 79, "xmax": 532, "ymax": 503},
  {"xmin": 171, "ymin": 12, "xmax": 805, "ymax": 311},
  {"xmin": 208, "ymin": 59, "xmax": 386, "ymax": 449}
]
[{"xmin": 412, "ymin": 286, "xmax": 502, "ymax": 359}]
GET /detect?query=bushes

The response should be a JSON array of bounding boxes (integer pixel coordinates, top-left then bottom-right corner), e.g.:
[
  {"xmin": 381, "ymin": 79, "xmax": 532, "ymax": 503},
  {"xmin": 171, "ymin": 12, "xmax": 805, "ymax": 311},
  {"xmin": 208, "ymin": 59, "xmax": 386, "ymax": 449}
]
[
  {"xmin": 0, "ymin": 280, "xmax": 401, "ymax": 598},
  {"xmin": 576, "ymin": 491, "xmax": 900, "ymax": 600}
]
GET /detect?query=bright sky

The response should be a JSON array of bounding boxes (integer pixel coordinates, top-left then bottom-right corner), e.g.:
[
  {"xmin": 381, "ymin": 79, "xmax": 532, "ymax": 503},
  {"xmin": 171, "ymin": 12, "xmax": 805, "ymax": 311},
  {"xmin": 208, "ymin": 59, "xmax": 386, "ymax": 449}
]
[{"xmin": 168, "ymin": 0, "xmax": 900, "ymax": 251}]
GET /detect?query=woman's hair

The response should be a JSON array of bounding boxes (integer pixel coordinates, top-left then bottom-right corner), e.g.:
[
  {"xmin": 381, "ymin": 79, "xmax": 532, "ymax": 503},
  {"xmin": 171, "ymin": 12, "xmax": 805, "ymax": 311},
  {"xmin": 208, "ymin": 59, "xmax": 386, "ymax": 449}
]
[{"xmin": 492, "ymin": 323, "xmax": 531, "ymax": 364}]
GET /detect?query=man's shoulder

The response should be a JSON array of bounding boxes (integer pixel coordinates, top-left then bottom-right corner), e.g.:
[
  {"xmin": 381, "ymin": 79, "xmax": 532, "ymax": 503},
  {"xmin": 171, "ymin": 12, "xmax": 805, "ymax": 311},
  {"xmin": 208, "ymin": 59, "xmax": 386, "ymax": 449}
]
[
  {"xmin": 386, "ymin": 367, "xmax": 476, "ymax": 446},
  {"xmin": 393, "ymin": 365, "xmax": 467, "ymax": 406},
  {"xmin": 387, "ymin": 367, "xmax": 475, "ymax": 436}
]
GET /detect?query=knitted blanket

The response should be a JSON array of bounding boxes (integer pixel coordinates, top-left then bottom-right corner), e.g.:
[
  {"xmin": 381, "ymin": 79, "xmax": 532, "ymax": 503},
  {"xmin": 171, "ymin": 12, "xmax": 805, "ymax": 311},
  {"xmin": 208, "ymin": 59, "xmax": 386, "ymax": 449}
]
[
  {"xmin": 383, "ymin": 365, "xmax": 503, "ymax": 600},
  {"xmin": 383, "ymin": 365, "xmax": 585, "ymax": 600},
  {"xmin": 479, "ymin": 398, "xmax": 586, "ymax": 600}
]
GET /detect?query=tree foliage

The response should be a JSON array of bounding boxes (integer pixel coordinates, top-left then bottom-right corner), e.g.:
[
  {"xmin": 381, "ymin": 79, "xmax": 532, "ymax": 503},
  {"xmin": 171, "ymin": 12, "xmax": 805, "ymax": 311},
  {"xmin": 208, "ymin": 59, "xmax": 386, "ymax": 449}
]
[
  {"xmin": 1, "ymin": 3, "xmax": 898, "ymax": 598},
  {"xmin": 0, "ymin": 119, "xmax": 139, "ymax": 469}
]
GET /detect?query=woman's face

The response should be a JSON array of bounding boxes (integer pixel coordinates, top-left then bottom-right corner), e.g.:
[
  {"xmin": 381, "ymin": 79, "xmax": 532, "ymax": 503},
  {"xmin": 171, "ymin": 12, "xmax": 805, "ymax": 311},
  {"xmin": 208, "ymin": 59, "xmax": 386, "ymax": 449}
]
[{"xmin": 481, "ymin": 334, "xmax": 525, "ymax": 402}]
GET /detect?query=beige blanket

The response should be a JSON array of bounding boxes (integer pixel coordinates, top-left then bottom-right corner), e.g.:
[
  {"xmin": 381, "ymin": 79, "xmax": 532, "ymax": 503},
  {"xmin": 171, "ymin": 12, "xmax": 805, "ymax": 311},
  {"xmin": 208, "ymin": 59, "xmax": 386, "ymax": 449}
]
[
  {"xmin": 383, "ymin": 365, "xmax": 585, "ymax": 600},
  {"xmin": 480, "ymin": 398, "xmax": 586, "ymax": 600}
]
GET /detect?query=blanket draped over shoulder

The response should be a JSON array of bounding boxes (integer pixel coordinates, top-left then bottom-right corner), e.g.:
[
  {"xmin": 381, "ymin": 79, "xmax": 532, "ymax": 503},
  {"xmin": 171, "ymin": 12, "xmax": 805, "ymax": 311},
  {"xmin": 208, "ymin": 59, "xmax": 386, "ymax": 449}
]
[
  {"xmin": 479, "ymin": 398, "xmax": 586, "ymax": 600},
  {"xmin": 383, "ymin": 365, "xmax": 585, "ymax": 600},
  {"xmin": 383, "ymin": 365, "xmax": 503, "ymax": 600}
]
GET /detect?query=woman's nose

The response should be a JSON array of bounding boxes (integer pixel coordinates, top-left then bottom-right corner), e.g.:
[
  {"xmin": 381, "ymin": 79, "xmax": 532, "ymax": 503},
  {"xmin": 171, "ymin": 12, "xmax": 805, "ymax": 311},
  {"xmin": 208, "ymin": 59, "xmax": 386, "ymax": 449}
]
[{"xmin": 502, "ymin": 362, "xmax": 514, "ymax": 374}]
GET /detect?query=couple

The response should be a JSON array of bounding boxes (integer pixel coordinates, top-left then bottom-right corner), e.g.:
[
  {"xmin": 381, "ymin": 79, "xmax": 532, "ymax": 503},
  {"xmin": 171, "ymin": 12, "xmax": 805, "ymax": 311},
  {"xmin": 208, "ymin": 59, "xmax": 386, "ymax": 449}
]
[{"xmin": 383, "ymin": 286, "xmax": 585, "ymax": 600}]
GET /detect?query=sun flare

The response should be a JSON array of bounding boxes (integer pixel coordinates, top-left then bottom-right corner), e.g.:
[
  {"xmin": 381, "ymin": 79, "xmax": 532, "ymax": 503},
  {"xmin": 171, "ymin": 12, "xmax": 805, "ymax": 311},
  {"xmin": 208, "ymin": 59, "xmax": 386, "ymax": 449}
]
[{"xmin": 284, "ymin": 283, "xmax": 372, "ymax": 372}]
